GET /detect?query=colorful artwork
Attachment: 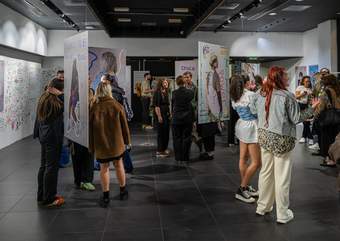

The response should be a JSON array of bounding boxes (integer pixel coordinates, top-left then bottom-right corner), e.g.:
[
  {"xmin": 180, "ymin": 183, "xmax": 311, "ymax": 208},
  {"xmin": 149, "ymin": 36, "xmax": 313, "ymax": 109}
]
[
  {"xmin": 0, "ymin": 61, "xmax": 4, "ymax": 112},
  {"xmin": 198, "ymin": 42, "xmax": 230, "ymax": 124},
  {"xmin": 175, "ymin": 60, "xmax": 198, "ymax": 86},
  {"xmin": 89, "ymin": 47, "xmax": 127, "ymax": 102},
  {"xmin": 64, "ymin": 32, "xmax": 89, "ymax": 147},
  {"xmin": 241, "ymin": 63, "xmax": 260, "ymax": 82},
  {"xmin": 295, "ymin": 66, "xmax": 307, "ymax": 87},
  {"xmin": 308, "ymin": 65, "xmax": 319, "ymax": 87}
]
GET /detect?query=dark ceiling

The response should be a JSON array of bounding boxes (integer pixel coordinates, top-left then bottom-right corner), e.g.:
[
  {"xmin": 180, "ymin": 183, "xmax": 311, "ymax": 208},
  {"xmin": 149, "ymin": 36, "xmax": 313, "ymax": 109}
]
[{"xmin": 1, "ymin": 0, "xmax": 340, "ymax": 37}]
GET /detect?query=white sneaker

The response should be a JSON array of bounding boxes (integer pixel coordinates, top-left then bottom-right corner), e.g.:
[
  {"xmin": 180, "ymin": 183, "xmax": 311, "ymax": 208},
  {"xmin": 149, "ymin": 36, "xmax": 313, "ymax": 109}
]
[
  {"xmin": 309, "ymin": 143, "xmax": 320, "ymax": 150},
  {"xmin": 308, "ymin": 139, "xmax": 314, "ymax": 145},
  {"xmin": 256, "ymin": 206, "xmax": 273, "ymax": 216},
  {"xmin": 299, "ymin": 138, "xmax": 306, "ymax": 143},
  {"xmin": 277, "ymin": 209, "xmax": 294, "ymax": 224}
]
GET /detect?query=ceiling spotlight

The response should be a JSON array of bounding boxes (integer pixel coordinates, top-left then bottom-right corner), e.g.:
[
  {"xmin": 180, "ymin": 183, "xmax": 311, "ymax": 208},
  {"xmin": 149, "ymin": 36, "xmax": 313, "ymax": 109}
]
[
  {"xmin": 269, "ymin": 12, "xmax": 277, "ymax": 16},
  {"xmin": 227, "ymin": 19, "xmax": 232, "ymax": 24},
  {"xmin": 169, "ymin": 18, "xmax": 182, "ymax": 23},
  {"xmin": 114, "ymin": 7, "xmax": 129, "ymax": 12},
  {"xmin": 85, "ymin": 25, "xmax": 95, "ymax": 29},
  {"xmin": 173, "ymin": 8, "xmax": 189, "ymax": 13},
  {"xmin": 118, "ymin": 18, "xmax": 131, "ymax": 23},
  {"xmin": 239, "ymin": 12, "xmax": 244, "ymax": 17},
  {"xmin": 295, "ymin": 0, "xmax": 304, "ymax": 2}
]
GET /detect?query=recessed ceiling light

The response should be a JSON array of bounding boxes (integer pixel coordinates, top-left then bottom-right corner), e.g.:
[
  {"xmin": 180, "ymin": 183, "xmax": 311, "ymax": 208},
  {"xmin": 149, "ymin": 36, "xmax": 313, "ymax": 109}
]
[
  {"xmin": 337, "ymin": 12, "xmax": 340, "ymax": 15},
  {"xmin": 85, "ymin": 25, "xmax": 95, "ymax": 29},
  {"xmin": 142, "ymin": 22, "xmax": 157, "ymax": 26},
  {"xmin": 168, "ymin": 18, "xmax": 182, "ymax": 23},
  {"xmin": 118, "ymin": 18, "xmax": 131, "ymax": 23},
  {"xmin": 220, "ymin": 3, "xmax": 240, "ymax": 10},
  {"xmin": 295, "ymin": 0, "xmax": 304, "ymax": 2},
  {"xmin": 282, "ymin": 5, "xmax": 311, "ymax": 11},
  {"xmin": 269, "ymin": 12, "xmax": 277, "ymax": 16},
  {"xmin": 114, "ymin": 7, "xmax": 129, "ymax": 12},
  {"xmin": 173, "ymin": 8, "xmax": 189, "ymax": 13}
]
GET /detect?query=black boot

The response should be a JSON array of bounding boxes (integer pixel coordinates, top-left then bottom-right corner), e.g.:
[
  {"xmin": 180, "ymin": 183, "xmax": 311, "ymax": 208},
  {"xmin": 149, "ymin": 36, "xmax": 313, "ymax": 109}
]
[
  {"xmin": 120, "ymin": 186, "xmax": 129, "ymax": 201},
  {"xmin": 99, "ymin": 191, "xmax": 110, "ymax": 208}
]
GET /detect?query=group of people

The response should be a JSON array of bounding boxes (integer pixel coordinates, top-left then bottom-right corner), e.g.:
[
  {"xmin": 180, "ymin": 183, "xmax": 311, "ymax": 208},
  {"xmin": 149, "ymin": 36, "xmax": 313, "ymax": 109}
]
[{"xmin": 33, "ymin": 65, "xmax": 340, "ymax": 225}]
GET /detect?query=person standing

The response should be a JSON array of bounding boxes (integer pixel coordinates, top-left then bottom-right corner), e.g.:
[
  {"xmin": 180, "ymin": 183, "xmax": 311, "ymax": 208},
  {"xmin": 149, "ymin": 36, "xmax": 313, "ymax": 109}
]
[
  {"xmin": 141, "ymin": 73, "xmax": 153, "ymax": 129},
  {"xmin": 250, "ymin": 66, "xmax": 318, "ymax": 224},
  {"xmin": 295, "ymin": 76, "xmax": 313, "ymax": 145},
  {"xmin": 34, "ymin": 78, "xmax": 65, "ymax": 207},
  {"xmin": 230, "ymin": 75, "xmax": 261, "ymax": 203},
  {"xmin": 89, "ymin": 82, "xmax": 131, "ymax": 208},
  {"xmin": 172, "ymin": 75, "xmax": 194, "ymax": 164},
  {"xmin": 154, "ymin": 79, "xmax": 171, "ymax": 158}
]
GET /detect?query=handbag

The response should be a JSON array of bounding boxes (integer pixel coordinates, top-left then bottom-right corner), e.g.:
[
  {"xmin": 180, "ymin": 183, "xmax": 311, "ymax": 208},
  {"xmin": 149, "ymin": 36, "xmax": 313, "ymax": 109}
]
[
  {"xmin": 318, "ymin": 90, "xmax": 340, "ymax": 127},
  {"xmin": 123, "ymin": 150, "xmax": 134, "ymax": 174}
]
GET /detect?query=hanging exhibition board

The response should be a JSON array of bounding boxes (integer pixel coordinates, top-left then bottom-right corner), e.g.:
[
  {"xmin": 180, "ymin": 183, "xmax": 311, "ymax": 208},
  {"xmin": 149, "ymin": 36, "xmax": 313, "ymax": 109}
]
[
  {"xmin": 88, "ymin": 47, "xmax": 127, "ymax": 102},
  {"xmin": 198, "ymin": 41, "xmax": 230, "ymax": 124},
  {"xmin": 175, "ymin": 59, "xmax": 198, "ymax": 86},
  {"xmin": 0, "ymin": 61, "xmax": 4, "ymax": 113},
  {"xmin": 308, "ymin": 65, "xmax": 319, "ymax": 86},
  {"xmin": 133, "ymin": 71, "xmax": 150, "ymax": 96},
  {"xmin": 64, "ymin": 31, "xmax": 89, "ymax": 147},
  {"xmin": 241, "ymin": 63, "xmax": 260, "ymax": 82},
  {"xmin": 295, "ymin": 66, "xmax": 307, "ymax": 88},
  {"xmin": 126, "ymin": 65, "xmax": 131, "ymax": 105}
]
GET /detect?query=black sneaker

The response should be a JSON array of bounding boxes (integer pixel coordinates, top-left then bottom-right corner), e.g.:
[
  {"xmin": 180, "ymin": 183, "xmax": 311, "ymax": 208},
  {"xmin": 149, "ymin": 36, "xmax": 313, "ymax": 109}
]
[
  {"xmin": 99, "ymin": 196, "xmax": 110, "ymax": 208},
  {"xmin": 199, "ymin": 153, "xmax": 214, "ymax": 160},
  {"xmin": 235, "ymin": 187, "xmax": 256, "ymax": 203},
  {"xmin": 246, "ymin": 185, "xmax": 259, "ymax": 197}
]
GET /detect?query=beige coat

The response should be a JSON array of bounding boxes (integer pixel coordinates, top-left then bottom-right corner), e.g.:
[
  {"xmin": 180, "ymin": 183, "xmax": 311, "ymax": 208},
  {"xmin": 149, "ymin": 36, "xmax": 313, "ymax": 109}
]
[{"xmin": 89, "ymin": 96, "xmax": 131, "ymax": 159}]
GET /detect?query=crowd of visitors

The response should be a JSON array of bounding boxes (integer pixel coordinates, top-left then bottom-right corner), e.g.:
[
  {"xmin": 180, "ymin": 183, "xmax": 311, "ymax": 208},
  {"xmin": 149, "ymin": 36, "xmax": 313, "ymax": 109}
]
[{"xmin": 34, "ymin": 65, "xmax": 340, "ymax": 224}]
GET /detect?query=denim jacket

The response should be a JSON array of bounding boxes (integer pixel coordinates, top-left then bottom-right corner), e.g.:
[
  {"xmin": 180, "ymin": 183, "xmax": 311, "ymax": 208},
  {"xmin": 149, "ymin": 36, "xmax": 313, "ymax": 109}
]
[{"xmin": 250, "ymin": 89, "xmax": 312, "ymax": 139}]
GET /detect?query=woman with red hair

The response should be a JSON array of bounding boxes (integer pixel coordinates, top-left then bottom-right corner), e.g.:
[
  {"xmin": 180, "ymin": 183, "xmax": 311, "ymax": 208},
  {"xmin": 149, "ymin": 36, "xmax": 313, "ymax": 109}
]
[{"xmin": 250, "ymin": 66, "xmax": 319, "ymax": 224}]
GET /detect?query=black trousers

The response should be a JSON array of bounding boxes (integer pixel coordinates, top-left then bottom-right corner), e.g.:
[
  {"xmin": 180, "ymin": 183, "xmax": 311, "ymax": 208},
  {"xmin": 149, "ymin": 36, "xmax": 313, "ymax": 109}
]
[
  {"xmin": 71, "ymin": 142, "xmax": 94, "ymax": 186},
  {"xmin": 37, "ymin": 142, "xmax": 62, "ymax": 204},
  {"xmin": 302, "ymin": 121, "xmax": 313, "ymax": 139},
  {"xmin": 320, "ymin": 125, "xmax": 340, "ymax": 157},
  {"xmin": 202, "ymin": 135, "xmax": 215, "ymax": 153},
  {"xmin": 141, "ymin": 97, "xmax": 151, "ymax": 125},
  {"xmin": 172, "ymin": 124, "xmax": 193, "ymax": 162},
  {"xmin": 156, "ymin": 117, "xmax": 170, "ymax": 152}
]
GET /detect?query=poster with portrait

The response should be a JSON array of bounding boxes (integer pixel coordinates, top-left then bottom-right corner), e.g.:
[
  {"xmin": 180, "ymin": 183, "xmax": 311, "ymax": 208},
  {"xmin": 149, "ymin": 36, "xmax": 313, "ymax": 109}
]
[
  {"xmin": 64, "ymin": 31, "xmax": 89, "ymax": 147},
  {"xmin": 133, "ymin": 71, "xmax": 149, "ymax": 96},
  {"xmin": 0, "ymin": 61, "xmax": 4, "ymax": 112},
  {"xmin": 88, "ymin": 47, "xmax": 127, "ymax": 103},
  {"xmin": 198, "ymin": 42, "xmax": 230, "ymax": 124},
  {"xmin": 308, "ymin": 65, "xmax": 319, "ymax": 87},
  {"xmin": 241, "ymin": 63, "xmax": 260, "ymax": 82},
  {"xmin": 295, "ymin": 66, "xmax": 307, "ymax": 88},
  {"xmin": 175, "ymin": 60, "xmax": 198, "ymax": 86}
]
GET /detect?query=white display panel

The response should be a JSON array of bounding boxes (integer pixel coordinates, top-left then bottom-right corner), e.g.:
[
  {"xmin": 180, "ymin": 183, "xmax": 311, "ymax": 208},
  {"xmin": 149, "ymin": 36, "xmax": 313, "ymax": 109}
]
[
  {"xmin": 198, "ymin": 41, "xmax": 230, "ymax": 124},
  {"xmin": 175, "ymin": 59, "xmax": 198, "ymax": 86},
  {"xmin": 126, "ymin": 65, "xmax": 131, "ymax": 105},
  {"xmin": 64, "ymin": 32, "xmax": 89, "ymax": 147}
]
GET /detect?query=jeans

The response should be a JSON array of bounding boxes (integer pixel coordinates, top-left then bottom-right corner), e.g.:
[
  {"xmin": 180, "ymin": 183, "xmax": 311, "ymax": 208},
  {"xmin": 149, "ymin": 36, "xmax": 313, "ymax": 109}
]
[
  {"xmin": 72, "ymin": 142, "xmax": 94, "ymax": 186},
  {"xmin": 302, "ymin": 121, "xmax": 313, "ymax": 139},
  {"xmin": 141, "ymin": 97, "xmax": 151, "ymax": 125},
  {"xmin": 37, "ymin": 142, "xmax": 62, "ymax": 204},
  {"xmin": 172, "ymin": 124, "xmax": 193, "ymax": 162},
  {"xmin": 156, "ymin": 116, "xmax": 170, "ymax": 152}
]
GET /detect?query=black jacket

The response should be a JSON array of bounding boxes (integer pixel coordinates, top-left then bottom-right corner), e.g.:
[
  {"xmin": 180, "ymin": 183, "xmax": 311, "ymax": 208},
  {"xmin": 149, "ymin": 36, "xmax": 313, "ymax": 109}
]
[{"xmin": 171, "ymin": 86, "xmax": 194, "ymax": 125}]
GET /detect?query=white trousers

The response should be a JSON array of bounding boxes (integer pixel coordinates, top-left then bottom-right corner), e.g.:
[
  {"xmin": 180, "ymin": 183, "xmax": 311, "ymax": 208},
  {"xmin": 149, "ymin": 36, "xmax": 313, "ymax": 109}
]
[{"xmin": 256, "ymin": 148, "xmax": 293, "ymax": 221}]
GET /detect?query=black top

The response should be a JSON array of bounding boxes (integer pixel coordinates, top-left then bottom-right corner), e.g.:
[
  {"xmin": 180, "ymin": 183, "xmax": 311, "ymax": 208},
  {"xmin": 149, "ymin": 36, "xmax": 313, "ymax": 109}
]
[
  {"xmin": 171, "ymin": 86, "xmax": 194, "ymax": 125},
  {"xmin": 153, "ymin": 90, "xmax": 170, "ymax": 118}
]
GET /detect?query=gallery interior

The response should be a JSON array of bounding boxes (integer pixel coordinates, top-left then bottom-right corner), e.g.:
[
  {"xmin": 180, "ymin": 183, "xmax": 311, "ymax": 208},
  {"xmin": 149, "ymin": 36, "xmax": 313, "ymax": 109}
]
[{"xmin": 0, "ymin": 0, "xmax": 339, "ymax": 240}]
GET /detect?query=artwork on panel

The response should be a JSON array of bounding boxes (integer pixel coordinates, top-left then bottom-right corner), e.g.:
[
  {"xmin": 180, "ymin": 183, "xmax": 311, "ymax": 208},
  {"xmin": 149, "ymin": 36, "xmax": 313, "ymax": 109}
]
[
  {"xmin": 88, "ymin": 47, "xmax": 127, "ymax": 102},
  {"xmin": 241, "ymin": 63, "xmax": 260, "ymax": 82},
  {"xmin": 133, "ymin": 71, "xmax": 149, "ymax": 96},
  {"xmin": 198, "ymin": 41, "xmax": 230, "ymax": 124},
  {"xmin": 64, "ymin": 32, "xmax": 89, "ymax": 147},
  {"xmin": 308, "ymin": 65, "xmax": 319, "ymax": 87},
  {"xmin": 126, "ymin": 66, "xmax": 131, "ymax": 105},
  {"xmin": 175, "ymin": 60, "xmax": 198, "ymax": 86},
  {"xmin": 0, "ymin": 61, "xmax": 4, "ymax": 112},
  {"xmin": 295, "ymin": 66, "xmax": 307, "ymax": 88},
  {"xmin": 41, "ymin": 66, "xmax": 63, "ymax": 89}
]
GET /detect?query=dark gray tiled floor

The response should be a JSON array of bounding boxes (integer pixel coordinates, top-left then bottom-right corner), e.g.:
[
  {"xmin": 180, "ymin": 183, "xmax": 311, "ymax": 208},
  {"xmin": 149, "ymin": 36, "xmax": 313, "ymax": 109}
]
[{"xmin": 0, "ymin": 128, "xmax": 339, "ymax": 241}]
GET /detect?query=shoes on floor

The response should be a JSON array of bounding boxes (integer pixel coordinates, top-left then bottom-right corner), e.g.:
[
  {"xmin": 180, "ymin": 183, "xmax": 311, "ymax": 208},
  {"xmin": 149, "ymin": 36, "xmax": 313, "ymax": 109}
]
[
  {"xmin": 156, "ymin": 152, "xmax": 169, "ymax": 158},
  {"xmin": 199, "ymin": 153, "xmax": 214, "ymax": 160},
  {"xmin": 99, "ymin": 196, "xmax": 110, "ymax": 208},
  {"xmin": 235, "ymin": 187, "xmax": 256, "ymax": 204},
  {"xmin": 44, "ymin": 196, "xmax": 65, "ymax": 208},
  {"xmin": 256, "ymin": 206, "xmax": 273, "ymax": 216},
  {"xmin": 246, "ymin": 185, "xmax": 259, "ymax": 197},
  {"xmin": 277, "ymin": 209, "xmax": 294, "ymax": 224},
  {"xmin": 299, "ymin": 137, "xmax": 306, "ymax": 143},
  {"xmin": 308, "ymin": 139, "xmax": 314, "ymax": 145},
  {"xmin": 120, "ymin": 186, "xmax": 129, "ymax": 201},
  {"xmin": 309, "ymin": 143, "xmax": 320, "ymax": 151},
  {"xmin": 143, "ymin": 125, "xmax": 153, "ymax": 130},
  {"xmin": 81, "ymin": 182, "xmax": 96, "ymax": 191}
]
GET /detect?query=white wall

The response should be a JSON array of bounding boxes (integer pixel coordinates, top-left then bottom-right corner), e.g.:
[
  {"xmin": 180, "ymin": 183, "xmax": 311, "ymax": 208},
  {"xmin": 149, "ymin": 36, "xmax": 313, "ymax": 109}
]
[
  {"xmin": 0, "ymin": 2, "xmax": 47, "ymax": 55},
  {"xmin": 47, "ymin": 30, "xmax": 303, "ymax": 57}
]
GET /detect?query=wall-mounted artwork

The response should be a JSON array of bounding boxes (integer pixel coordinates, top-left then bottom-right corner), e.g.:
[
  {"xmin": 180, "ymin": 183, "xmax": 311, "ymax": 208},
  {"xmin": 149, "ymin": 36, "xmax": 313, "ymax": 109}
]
[
  {"xmin": 295, "ymin": 66, "xmax": 307, "ymax": 87},
  {"xmin": 175, "ymin": 60, "xmax": 198, "ymax": 86},
  {"xmin": 0, "ymin": 61, "xmax": 4, "ymax": 112},
  {"xmin": 241, "ymin": 63, "xmax": 260, "ymax": 82},
  {"xmin": 198, "ymin": 41, "xmax": 230, "ymax": 124},
  {"xmin": 308, "ymin": 65, "xmax": 319, "ymax": 87},
  {"xmin": 64, "ymin": 32, "xmax": 89, "ymax": 147}
]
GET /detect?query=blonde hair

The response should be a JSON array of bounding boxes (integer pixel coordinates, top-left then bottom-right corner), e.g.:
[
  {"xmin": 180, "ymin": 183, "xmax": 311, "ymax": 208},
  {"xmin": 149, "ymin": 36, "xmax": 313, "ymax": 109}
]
[{"xmin": 95, "ymin": 82, "xmax": 112, "ymax": 103}]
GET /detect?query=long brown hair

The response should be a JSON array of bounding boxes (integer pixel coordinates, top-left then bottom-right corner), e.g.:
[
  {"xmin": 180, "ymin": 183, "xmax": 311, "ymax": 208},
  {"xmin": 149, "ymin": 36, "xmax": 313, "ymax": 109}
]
[
  {"xmin": 37, "ymin": 78, "xmax": 63, "ymax": 122},
  {"xmin": 230, "ymin": 75, "xmax": 249, "ymax": 102},
  {"xmin": 156, "ymin": 79, "xmax": 169, "ymax": 92},
  {"xmin": 261, "ymin": 66, "xmax": 287, "ymax": 124},
  {"xmin": 322, "ymin": 74, "xmax": 340, "ymax": 95}
]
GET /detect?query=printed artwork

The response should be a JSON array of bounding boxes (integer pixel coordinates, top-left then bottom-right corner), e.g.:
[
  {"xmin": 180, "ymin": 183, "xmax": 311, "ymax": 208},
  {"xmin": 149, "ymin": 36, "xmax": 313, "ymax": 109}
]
[
  {"xmin": 241, "ymin": 63, "xmax": 260, "ymax": 82},
  {"xmin": 133, "ymin": 71, "xmax": 149, "ymax": 96},
  {"xmin": 89, "ymin": 47, "xmax": 127, "ymax": 103},
  {"xmin": 175, "ymin": 60, "xmax": 198, "ymax": 86},
  {"xmin": 0, "ymin": 61, "xmax": 4, "ymax": 112},
  {"xmin": 198, "ymin": 42, "xmax": 230, "ymax": 124},
  {"xmin": 0, "ymin": 56, "xmax": 43, "ymax": 149},
  {"xmin": 64, "ymin": 32, "xmax": 89, "ymax": 147},
  {"xmin": 295, "ymin": 66, "xmax": 307, "ymax": 87},
  {"xmin": 308, "ymin": 65, "xmax": 319, "ymax": 87},
  {"xmin": 126, "ymin": 66, "xmax": 131, "ymax": 105}
]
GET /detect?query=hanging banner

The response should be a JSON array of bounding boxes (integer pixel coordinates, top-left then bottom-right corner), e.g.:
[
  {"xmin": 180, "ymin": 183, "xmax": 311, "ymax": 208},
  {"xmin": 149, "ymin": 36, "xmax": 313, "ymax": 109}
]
[
  {"xmin": 198, "ymin": 41, "xmax": 230, "ymax": 124},
  {"xmin": 64, "ymin": 31, "xmax": 89, "ymax": 147},
  {"xmin": 175, "ymin": 59, "xmax": 198, "ymax": 85}
]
